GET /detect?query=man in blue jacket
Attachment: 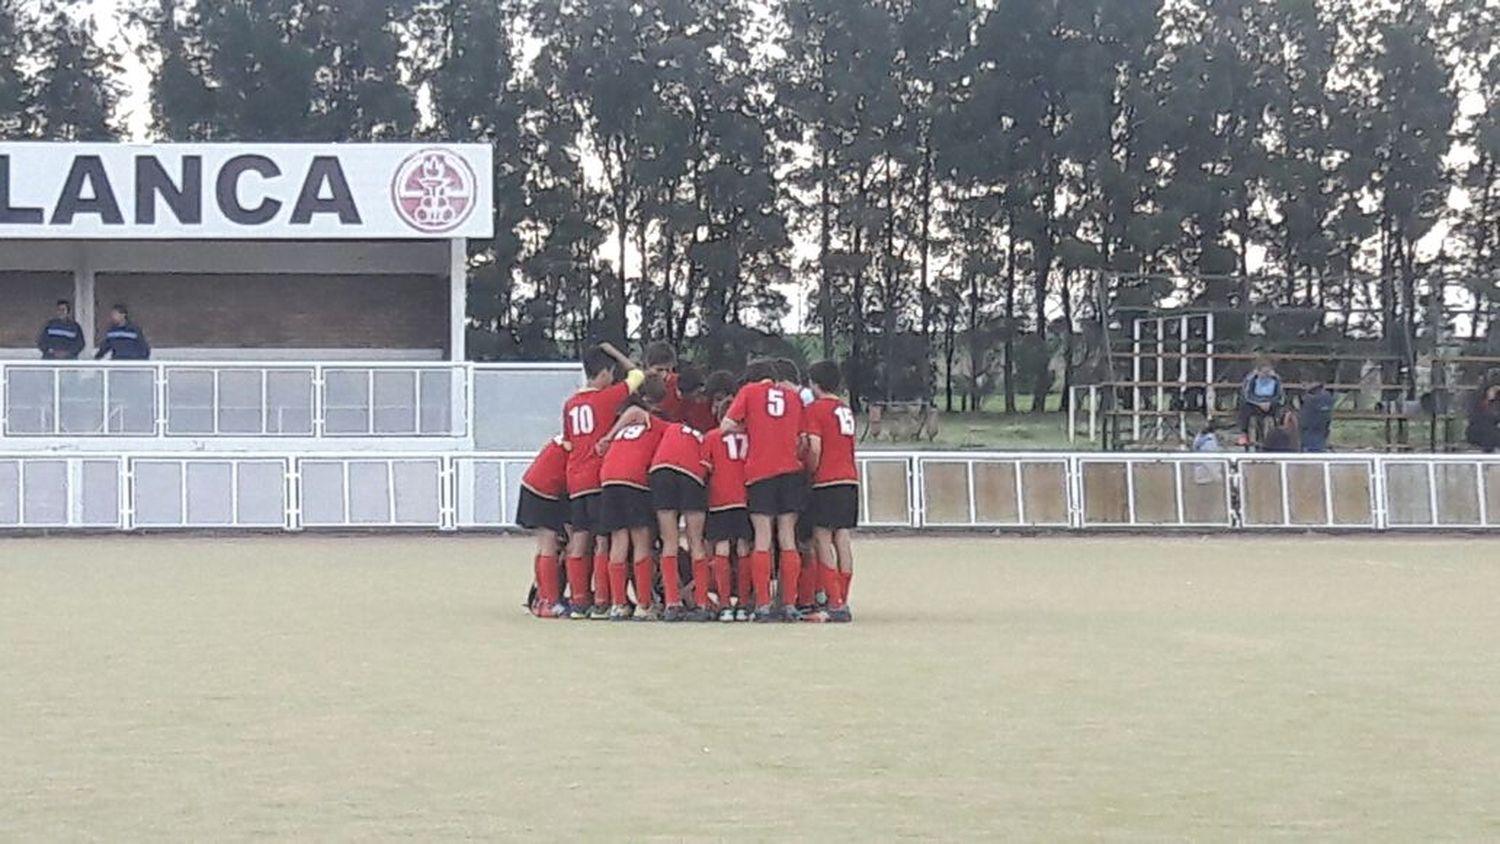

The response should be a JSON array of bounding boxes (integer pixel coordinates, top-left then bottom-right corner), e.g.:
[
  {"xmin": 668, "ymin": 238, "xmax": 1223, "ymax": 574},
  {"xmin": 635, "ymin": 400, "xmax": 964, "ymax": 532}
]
[
  {"xmin": 37, "ymin": 300, "xmax": 84, "ymax": 359},
  {"xmin": 1237, "ymin": 359, "xmax": 1283, "ymax": 443},
  {"xmin": 94, "ymin": 304, "xmax": 151, "ymax": 360}
]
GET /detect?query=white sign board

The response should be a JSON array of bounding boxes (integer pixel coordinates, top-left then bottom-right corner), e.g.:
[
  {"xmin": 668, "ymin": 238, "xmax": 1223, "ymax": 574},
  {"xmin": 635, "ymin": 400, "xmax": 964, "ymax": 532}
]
[{"xmin": 0, "ymin": 143, "xmax": 494, "ymax": 240}]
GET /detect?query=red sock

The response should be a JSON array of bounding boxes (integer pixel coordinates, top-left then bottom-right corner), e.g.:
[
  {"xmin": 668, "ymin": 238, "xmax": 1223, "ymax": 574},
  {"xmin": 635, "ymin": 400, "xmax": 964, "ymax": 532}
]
[
  {"xmin": 798, "ymin": 555, "xmax": 819, "ymax": 607},
  {"xmin": 634, "ymin": 557, "xmax": 655, "ymax": 608},
  {"xmin": 841, "ymin": 569, "xmax": 852, "ymax": 601},
  {"xmin": 779, "ymin": 550, "xmax": 801, "ymax": 609},
  {"xmin": 823, "ymin": 565, "xmax": 845, "ymax": 608},
  {"xmin": 609, "ymin": 562, "xmax": 629, "ymax": 607},
  {"xmin": 565, "ymin": 556, "xmax": 591, "ymax": 606},
  {"xmin": 751, "ymin": 551, "xmax": 773, "ymax": 608},
  {"xmin": 661, "ymin": 554, "xmax": 680, "ymax": 606},
  {"xmin": 536, "ymin": 555, "xmax": 560, "ymax": 605},
  {"xmin": 692, "ymin": 558, "xmax": 711, "ymax": 608},
  {"xmin": 736, "ymin": 556, "xmax": 753, "ymax": 605},
  {"xmin": 711, "ymin": 556, "xmax": 731, "ymax": 607},
  {"xmin": 593, "ymin": 553, "xmax": 612, "ymax": 606}
]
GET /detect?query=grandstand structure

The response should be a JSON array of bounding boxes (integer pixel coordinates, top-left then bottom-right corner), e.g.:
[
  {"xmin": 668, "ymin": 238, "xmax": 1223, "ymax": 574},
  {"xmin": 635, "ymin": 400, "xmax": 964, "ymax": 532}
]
[{"xmin": 1069, "ymin": 272, "xmax": 1500, "ymax": 451}]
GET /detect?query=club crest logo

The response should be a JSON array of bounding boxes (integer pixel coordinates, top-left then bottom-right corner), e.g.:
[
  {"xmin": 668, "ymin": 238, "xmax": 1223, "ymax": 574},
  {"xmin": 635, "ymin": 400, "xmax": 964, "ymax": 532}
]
[{"xmin": 391, "ymin": 148, "xmax": 478, "ymax": 233}]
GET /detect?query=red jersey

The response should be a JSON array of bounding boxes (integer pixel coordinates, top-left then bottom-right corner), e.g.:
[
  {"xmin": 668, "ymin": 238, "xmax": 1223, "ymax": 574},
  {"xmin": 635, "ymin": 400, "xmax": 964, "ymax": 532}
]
[
  {"xmin": 702, "ymin": 429, "xmax": 750, "ymax": 510},
  {"xmin": 658, "ymin": 371, "xmax": 684, "ymax": 422},
  {"xmin": 725, "ymin": 380, "xmax": 804, "ymax": 484},
  {"xmin": 600, "ymin": 417, "xmax": 665, "ymax": 489},
  {"xmin": 562, "ymin": 382, "xmax": 631, "ymax": 495},
  {"xmin": 521, "ymin": 436, "xmax": 570, "ymax": 499},
  {"xmin": 805, "ymin": 397, "xmax": 859, "ymax": 486},
  {"xmin": 681, "ymin": 394, "xmax": 717, "ymax": 433},
  {"xmin": 651, "ymin": 422, "xmax": 708, "ymax": 482}
]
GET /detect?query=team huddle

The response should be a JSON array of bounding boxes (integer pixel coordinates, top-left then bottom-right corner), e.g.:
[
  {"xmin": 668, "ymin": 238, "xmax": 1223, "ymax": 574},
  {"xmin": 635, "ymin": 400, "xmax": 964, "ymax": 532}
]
[{"xmin": 516, "ymin": 342, "xmax": 859, "ymax": 623}]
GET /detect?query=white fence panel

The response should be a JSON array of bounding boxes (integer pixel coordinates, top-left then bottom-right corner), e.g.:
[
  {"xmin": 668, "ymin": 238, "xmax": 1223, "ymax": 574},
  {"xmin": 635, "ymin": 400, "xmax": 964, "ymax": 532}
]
[
  {"xmin": 1379, "ymin": 457, "xmax": 1491, "ymax": 529},
  {"xmin": 917, "ymin": 455, "xmax": 1072, "ymax": 528},
  {"xmin": 1075, "ymin": 455, "xmax": 1234, "ymax": 528},
  {"xmin": 0, "ymin": 457, "xmax": 121, "ymax": 528},
  {"xmin": 1236, "ymin": 457, "xmax": 1379, "ymax": 529},
  {"xmin": 453, "ymin": 456, "xmax": 532, "ymax": 528},
  {"xmin": 129, "ymin": 458, "xmax": 290, "ymax": 528},
  {"xmin": 297, "ymin": 457, "xmax": 448, "ymax": 528}
]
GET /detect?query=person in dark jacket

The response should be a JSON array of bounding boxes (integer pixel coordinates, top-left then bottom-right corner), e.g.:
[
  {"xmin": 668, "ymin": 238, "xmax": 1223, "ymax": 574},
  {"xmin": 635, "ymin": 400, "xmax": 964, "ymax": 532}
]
[
  {"xmin": 1261, "ymin": 407, "xmax": 1301, "ymax": 453},
  {"xmin": 1299, "ymin": 382, "xmax": 1335, "ymax": 452},
  {"xmin": 37, "ymin": 299, "xmax": 85, "ymax": 359},
  {"xmin": 94, "ymin": 304, "xmax": 151, "ymax": 361},
  {"xmin": 1466, "ymin": 383, "xmax": 1500, "ymax": 453},
  {"xmin": 1237, "ymin": 359, "xmax": 1284, "ymax": 443}
]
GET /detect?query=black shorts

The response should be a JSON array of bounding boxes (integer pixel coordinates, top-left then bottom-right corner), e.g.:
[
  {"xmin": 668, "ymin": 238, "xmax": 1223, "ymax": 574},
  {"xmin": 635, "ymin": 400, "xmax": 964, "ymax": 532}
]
[
  {"xmin": 650, "ymin": 469, "xmax": 707, "ymax": 513},
  {"xmin": 599, "ymin": 484, "xmax": 654, "ymax": 533},
  {"xmin": 568, "ymin": 492, "xmax": 602, "ymax": 534},
  {"xmin": 809, "ymin": 484, "xmax": 860, "ymax": 530},
  {"xmin": 705, "ymin": 507, "xmax": 752, "ymax": 543},
  {"xmin": 747, "ymin": 472, "xmax": 806, "ymax": 516},
  {"xmin": 516, "ymin": 488, "xmax": 567, "ymax": 533}
]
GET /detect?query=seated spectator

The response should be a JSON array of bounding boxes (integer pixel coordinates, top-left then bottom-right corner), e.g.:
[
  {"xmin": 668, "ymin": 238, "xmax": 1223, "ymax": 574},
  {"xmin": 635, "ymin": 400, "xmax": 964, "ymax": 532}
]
[
  {"xmin": 1299, "ymin": 382, "xmax": 1335, "ymax": 452},
  {"xmin": 37, "ymin": 299, "xmax": 84, "ymax": 359},
  {"xmin": 1261, "ymin": 407, "xmax": 1301, "ymax": 453},
  {"xmin": 1466, "ymin": 383, "xmax": 1500, "ymax": 453},
  {"xmin": 1237, "ymin": 359, "xmax": 1284, "ymax": 442},
  {"xmin": 94, "ymin": 304, "xmax": 151, "ymax": 361}
]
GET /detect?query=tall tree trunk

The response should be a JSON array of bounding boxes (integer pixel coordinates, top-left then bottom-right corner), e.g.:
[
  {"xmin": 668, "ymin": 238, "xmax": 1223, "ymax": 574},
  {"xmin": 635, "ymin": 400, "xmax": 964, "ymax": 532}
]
[
  {"xmin": 1061, "ymin": 269, "xmax": 1074, "ymax": 414},
  {"xmin": 1003, "ymin": 234, "xmax": 1017, "ymax": 414},
  {"xmin": 818, "ymin": 145, "xmax": 835, "ymax": 359}
]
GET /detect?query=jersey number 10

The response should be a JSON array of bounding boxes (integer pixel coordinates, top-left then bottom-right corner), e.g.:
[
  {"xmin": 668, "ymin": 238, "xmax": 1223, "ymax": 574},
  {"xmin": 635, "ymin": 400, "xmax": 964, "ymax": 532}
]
[{"xmin": 567, "ymin": 405, "xmax": 596, "ymax": 435}]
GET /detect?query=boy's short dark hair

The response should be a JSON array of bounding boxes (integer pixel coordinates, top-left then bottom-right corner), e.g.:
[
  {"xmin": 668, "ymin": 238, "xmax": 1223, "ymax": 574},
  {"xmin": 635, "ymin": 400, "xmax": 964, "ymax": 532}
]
[
  {"xmin": 678, "ymin": 364, "xmax": 705, "ymax": 394},
  {"xmin": 583, "ymin": 347, "xmax": 614, "ymax": 379},
  {"xmin": 644, "ymin": 341, "xmax": 677, "ymax": 369},
  {"xmin": 705, "ymin": 369, "xmax": 737, "ymax": 401},
  {"xmin": 743, "ymin": 359, "xmax": 776, "ymax": 384},
  {"xmin": 112, "ymin": 303, "xmax": 129, "ymax": 317},
  {"xmin": 771, "ymin": 358, "xmax": 801, "ymax": 385},
  {"xmin": 808, "ymin": 360, "xmax": 842, "ymax": 393},
  {"xmin": 57, "ymin": 299, "xmax": 70, "ymax": 308}
]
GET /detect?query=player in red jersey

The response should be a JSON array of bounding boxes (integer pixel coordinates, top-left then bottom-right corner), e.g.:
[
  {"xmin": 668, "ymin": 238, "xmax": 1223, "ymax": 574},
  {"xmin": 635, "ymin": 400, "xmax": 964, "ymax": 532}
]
[
  {"xmin": 701, "ymin": 381, "xmax": 754, "ymax": 622},
  {"xmin": 516, "ymin": 434, "xmax": 571, "ymax": 618},
  {"xmin": 723, "ymin": 359, "xmax": 808, "ymax": 622},
  {"xmin": 771, "ymin": 357, "xmax": 821, "ymax": 613},
  {"xmin": 644, "ymin": 341, "xmax": 683, "ymax": 422},
  {"xmin": 597, "ymin": 376, "xmax": 669, "ymax": 620},
  {"xmin": 649, "ymin": 418, "xmax": 710, "ymax": 621},
  {"xmin": 678, "ymin": 365, "xmax": 719, "ymax": 433},
  {"xmin": 561, "ymin": 343, "xmax": 644, "ymax": 620},
  {"xmin": 802, "ymin": 360, "xmax": 859, "ymax": 623}
]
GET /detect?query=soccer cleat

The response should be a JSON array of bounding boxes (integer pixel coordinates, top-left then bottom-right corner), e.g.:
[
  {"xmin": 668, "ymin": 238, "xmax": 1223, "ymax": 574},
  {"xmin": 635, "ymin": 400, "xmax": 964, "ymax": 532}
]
[
  {"xmin": 608, "ymin": 604, "xmax": 633, "ymax": 622},
  {"xmin": 734, "ymin": 607, "xmax": 752, "ymax": 623},
  {"xmin": 826, "ymin": 607, "xmax": 853, "ymax": 623},
  {"xmin": 801, "ymin": 609, "xmax": 829, "ymax": 624},
  {"xmin": 568, "ymin": 603, "xmax": 594, "ymax": 621},
  {"xmin": 634, "ymin": 604, "xmax": 662, "ymax": 622},
  {"xmin": 662, "ymin": 604, "xmax": 687, "ymax": 623},
  {"xmin": 588, "ymin": 604, "xmax": 612, "ymax": 621},
  {"xmin": 781, "ymin": 605, "xmax": 804, "ymax": 623},
  {"xmin": 718, "ymin": 607, "xmax": 737, "ymax": 623},
  {"xmin": 751, "ymin": 605, "xmax": 777, "ymax": 624},
  {"xmin": 534, "ymin": 602, "xmax": 565, "ymax": 619}
]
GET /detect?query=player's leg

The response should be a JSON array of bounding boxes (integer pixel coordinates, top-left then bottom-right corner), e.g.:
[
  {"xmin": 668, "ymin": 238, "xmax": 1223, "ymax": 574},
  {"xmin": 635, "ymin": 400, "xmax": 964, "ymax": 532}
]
[
  {"xmin": 772, "ymin": 509, "xmax": 802, "ymax": 622},
  {"xmin": 748, "ymin": 512, "xmax": 775, "ymax": 614},
  {"xmin": 591, "ymin": 533, "xmax": 614, "ymax": 619},
  {"xmin": 564, "ymin": 516, "xmax": 594, "ymax": 619},
  {"xmin": 656, "ymin": 508, "xmax": 683, "ymax": 617},
  {"xmin": 828, "ymin": 527, "xmax": 855, "ymax": 622},
  {"xmin": 809, "ymin": 525, "xmax": 839, "ymax": 623},
  {"xmin": 733, "ymin": 537, "xmax": 753, "ymax": 621},
  {"xmin": 532, "ymin": 526, "xmax": 563, "ymax": 617},
  {"xmin": 710, "ymin": 537, "xmax": 734, "ymax": 622},
  {"xmin": 630, "ymin": 524, "xmax": 658, "ymax": 620},
  {"xmin": 796, "ymin": 505, "xmax": 819, "ymax": 610},
  {"xmin": 684, "ymin": 510, "xmax": 711, "ymax": 619},
  {"xmin": 607, "ymin": 528, "xmax": 633, "ymax": 620}
]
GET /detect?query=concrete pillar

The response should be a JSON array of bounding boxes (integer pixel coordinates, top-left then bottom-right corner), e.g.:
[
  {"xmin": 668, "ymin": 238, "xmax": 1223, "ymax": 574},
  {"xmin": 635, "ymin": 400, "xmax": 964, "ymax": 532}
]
[
  {"xmin": 449, "ymin": 238, "xmax": 466, "ymax": 362},
  {"xmin": 75, "ymin": 245, "xmax": 96, "ymax": 355}
]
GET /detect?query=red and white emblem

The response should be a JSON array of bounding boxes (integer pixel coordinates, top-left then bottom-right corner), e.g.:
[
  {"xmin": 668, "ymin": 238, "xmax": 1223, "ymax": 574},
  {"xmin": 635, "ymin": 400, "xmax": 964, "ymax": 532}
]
[{"xmin": 391, "ymin": 148, "xmax": 478, "ymax": 233}]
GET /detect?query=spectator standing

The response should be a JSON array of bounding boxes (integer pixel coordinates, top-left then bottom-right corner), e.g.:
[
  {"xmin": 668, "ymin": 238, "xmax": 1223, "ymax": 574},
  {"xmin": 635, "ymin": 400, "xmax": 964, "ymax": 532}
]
[
  {"xmin": 1262, "ymin": 407, "xmax": 1301, "ymax": 453},
  {"xmin": 37, "ymin": 300, "xmax": 85, "ymax": 359},
  {"xmin": 1299, "ymin": 383, "xmax": 1335, "ymax": 452},
  {"xmin": 1237, "ymin": 358, "xmax": 1284, "ymax": 442},
  {"xmin": 1465, "ymin": 383, "xmax": 1500, "ymax": 453},
  {"xmin": 94, "ymin": 305, "xmax": 150, "ymax": 360}
]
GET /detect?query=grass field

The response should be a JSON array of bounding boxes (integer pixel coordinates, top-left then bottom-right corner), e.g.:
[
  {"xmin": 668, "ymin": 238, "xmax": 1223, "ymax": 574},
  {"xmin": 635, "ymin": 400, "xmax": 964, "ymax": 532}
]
[{"xmin": 3, "ymin": 535, "xmax": 1500, "ymax": 839}]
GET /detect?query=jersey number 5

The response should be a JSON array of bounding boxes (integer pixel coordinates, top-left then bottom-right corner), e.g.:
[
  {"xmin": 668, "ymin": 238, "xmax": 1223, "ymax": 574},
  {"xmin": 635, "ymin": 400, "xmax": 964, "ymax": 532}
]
[
  {"xmin": 835, "ymin": 406, "xmax": 856, "ymax": 436},
  {"xmin": 567, "ymin": 404, "xmax": 596, "ymax": 436},
  {"xmin": 767, "ymin": 388, "xmax": 786, "ymax": 417}
]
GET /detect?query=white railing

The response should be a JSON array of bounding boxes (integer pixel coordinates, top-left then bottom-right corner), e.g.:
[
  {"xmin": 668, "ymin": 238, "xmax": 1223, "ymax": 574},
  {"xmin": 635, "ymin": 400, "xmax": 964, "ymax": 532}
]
[
  {"xmin": 0, "ymin": 360, "xmax": 581, "ymax": 448},
  {"xmin": 1, "ymin": 449, "xmax": 1495, "ymax": 533}
]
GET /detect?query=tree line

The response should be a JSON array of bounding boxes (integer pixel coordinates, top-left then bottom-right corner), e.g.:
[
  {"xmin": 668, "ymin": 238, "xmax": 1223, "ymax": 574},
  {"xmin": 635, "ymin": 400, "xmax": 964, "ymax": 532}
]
[{"xmin": 2, "ymin": 0, "xmax": 1498, "ymax": 412}]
